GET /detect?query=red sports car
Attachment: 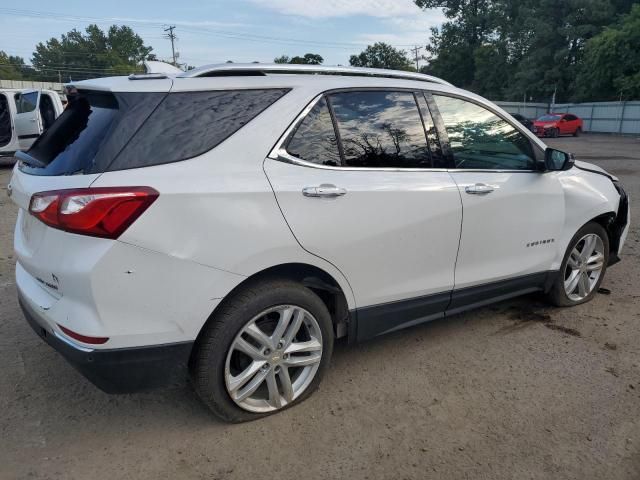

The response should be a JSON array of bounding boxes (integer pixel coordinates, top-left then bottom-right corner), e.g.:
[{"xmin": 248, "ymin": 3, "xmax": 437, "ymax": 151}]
[{"xmin": 533, "ymin": 113, "xmax": 583, "ymax": 137}]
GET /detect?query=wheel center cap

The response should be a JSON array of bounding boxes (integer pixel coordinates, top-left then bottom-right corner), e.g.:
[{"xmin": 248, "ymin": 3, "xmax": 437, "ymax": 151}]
[{"xmin": 270, "ymin": 353, "xmax": 282, "ymax": 363}]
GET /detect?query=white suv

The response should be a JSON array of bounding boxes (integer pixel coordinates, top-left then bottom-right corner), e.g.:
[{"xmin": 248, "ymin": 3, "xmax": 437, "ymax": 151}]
[{"xmin": 9, "ymin": 64, "xmax": 630, "ymax": 422}]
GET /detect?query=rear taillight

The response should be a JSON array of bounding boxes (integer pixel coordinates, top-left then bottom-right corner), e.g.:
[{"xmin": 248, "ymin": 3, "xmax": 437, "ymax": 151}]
[
  {"xmin": 57, "ymin": 324, "xmax": 109, "ymax": 345},
  {"xmin": 29, "ymin": 187, "xmax": 159, "ymax": 239}
]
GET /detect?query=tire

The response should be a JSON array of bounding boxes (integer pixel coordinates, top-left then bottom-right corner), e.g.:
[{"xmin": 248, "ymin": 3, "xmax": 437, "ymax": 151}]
[
  {"xmin": 573, "ymin": 127, "xmax": 582, "ymax": 137},
  {"xmin": 552, "ymin": 127, "xmax": 560, "ymax": 138},
  {"xmin": 547, "ymin": 222, "xmax": 609, "ymax": 307},
  {"xmin": 191, "ymin": 278, "xmax": 334, "ymax": 423}
]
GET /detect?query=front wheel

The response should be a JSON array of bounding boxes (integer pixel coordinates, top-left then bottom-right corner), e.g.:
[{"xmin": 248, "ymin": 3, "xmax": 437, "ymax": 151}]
[
  {"xmin": 191, "ymin": 279, "xmax": 334, "ymax": 422},
  {"xmin": 547, "ymin": 222, "xmax": 609, "ymax": 307}
]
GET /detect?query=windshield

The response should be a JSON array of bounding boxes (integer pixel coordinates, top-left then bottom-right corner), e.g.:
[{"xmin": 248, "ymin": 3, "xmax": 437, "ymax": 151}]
[{"xmin": 537, "ymin": 114, "xmax": 561, "ymax": 122}]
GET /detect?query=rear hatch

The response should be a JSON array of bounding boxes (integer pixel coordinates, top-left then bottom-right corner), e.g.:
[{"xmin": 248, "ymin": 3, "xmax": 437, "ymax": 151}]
[{"xmin": 10, "ymin": 79, "xmax": 172, "ymax": 299}]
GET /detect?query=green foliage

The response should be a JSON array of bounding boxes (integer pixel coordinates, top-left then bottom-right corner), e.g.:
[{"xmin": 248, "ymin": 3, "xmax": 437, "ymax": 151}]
[
  {"xmin": 273, "ymin": 53, "xmax": 324, "ymax": 64},
  {"xmin": 0, "ymin": 51, "xmax": 35, "ymax": 80},
  {"xmin": 416, "ymin": 0, "xmax": 638, "ymax": 101},
  {"xmin": 31, "ymin": 24, "xmax": 154, "ymax": 81},
  {"xmin": 349, "ymin": 43, "xmax": 414, "ymax": 71},
  {"xmin": 273, "ymin": 55, "xmax": 290, "ymax": 64},
  {"xmin": 576, "ymin": 4, "xmax": 640, "ymax": 100}
]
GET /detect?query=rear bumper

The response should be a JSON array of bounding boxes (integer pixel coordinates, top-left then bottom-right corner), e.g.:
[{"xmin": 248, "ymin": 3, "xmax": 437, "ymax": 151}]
[{"xmin": 19, "ymin": 291, "xmax": 194, "ymax": 393}]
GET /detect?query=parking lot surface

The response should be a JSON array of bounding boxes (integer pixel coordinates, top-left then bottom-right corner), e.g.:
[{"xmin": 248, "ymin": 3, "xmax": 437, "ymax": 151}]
[{"xmin": 1, "ymin": 134, "xmax": 639, "ymax": 480}]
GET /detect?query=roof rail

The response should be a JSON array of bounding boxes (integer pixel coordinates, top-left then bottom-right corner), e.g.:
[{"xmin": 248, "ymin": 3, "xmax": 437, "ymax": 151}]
[{"xmin": 178, "ymin": 63, "xmax": 453, "ymax": 86}]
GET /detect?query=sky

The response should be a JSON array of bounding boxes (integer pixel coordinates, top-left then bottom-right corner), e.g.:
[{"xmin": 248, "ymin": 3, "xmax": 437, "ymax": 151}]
[{"xmin": 0, "ymin": 0, "xmax": 446, "ymax": 70}]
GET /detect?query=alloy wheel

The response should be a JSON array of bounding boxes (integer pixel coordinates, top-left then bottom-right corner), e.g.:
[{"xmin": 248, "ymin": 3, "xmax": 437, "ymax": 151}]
[
  {"xmin": 224, "ymin": 305, "xmax": 323, "ymax": 413},
  {"xmin": 563, "ymin": 233, "xmax": 605, "ymax": 301}
]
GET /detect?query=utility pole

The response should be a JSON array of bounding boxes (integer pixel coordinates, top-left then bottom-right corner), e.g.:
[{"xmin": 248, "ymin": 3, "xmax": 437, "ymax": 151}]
[
  {"xmin": 164, "ymin": 25, "xmax": 177, "ymax": 66},
  {"xmin": 410, "ymin": 46, "xmax": 422, "ymax": 71}
]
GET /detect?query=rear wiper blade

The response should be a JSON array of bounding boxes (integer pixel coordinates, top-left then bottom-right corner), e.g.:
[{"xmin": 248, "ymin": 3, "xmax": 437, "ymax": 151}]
[{"xmin": 15, "ymin": 151, "xmax": 46, "ymax": 169}]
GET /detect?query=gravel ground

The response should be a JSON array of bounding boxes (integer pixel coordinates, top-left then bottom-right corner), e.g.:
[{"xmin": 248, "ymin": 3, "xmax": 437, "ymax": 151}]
[{"xmin": 0, "ymin": 134, "xmax": 639, "ymax": 480}]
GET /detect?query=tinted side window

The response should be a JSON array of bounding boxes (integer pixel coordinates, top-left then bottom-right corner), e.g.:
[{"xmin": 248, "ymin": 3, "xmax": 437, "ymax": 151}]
[
  {"xmin": 285, "ymin": 97, "xmax": 341, "ymax": 166},
  {"xmin": 433, "ymin": 95, "xmax": 535, "ymax": 170},
  {"xmin": 565, "ymin": 114, "xmax": 576, "ymax": 121},
  {"xmin": 16, "ymin": 92, "xmax": 38, "ymax": 113},
  {"xmin": 109, "ymin": 89, "xmax": 289, "ymax": 171},
  {"xmin": 329, "ymin": 91, "xmax": 431, "ymax": 168}
]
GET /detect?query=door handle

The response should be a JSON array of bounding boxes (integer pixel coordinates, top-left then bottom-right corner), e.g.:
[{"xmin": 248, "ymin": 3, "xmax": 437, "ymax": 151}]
[
  {"xmin": 465, "ymin": 183, "xmax": 495, "ymax": 195},
  {"xmin": 302, "ymin": 184, "xmax": 347, "ymax": 198},
  {"xmin": 29, "ymin": 118, "xmax": 38, "ymax": 123}
]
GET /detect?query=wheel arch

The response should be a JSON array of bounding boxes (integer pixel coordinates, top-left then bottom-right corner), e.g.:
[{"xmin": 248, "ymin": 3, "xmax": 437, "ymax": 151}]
[
  {"xmin": 193, "ymin": 262, "xmax": 352, "ymax": 353},
  {"xmin": 590, "ymin": 211, "xmax": 625, "ymax": 260}
]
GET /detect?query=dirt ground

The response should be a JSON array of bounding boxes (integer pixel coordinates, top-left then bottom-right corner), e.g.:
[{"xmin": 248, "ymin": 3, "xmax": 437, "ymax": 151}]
[{"xmin": 0, "ymin": 134, "xmax": 639, "ymax": 480}]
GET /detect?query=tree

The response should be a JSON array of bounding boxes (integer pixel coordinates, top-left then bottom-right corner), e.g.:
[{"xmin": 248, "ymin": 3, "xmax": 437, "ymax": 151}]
[
  {"xmin": 416, "ymin": 0, "xmax": 496, "ymax": 89},
  {"xmin": 415, "ymin": 0, "xmax": 623, "ymax": 101},
  {"xmin": 349, "ymin": 43, "xmax": 414, "ymax": 71},
  {"xmin": 31, "ymin": 24, "xmax": 154, "ymax": 81},
  {"xmin": 273, "ymin": 53, "xmax": 323, "ymax": 64},
  {"xmin": 576, "ymin": 3, "xmax": 640, "ymax": 100},
  {"xmin": 0, "ymin": 51, "xmax": 31, "ymax": 80}
]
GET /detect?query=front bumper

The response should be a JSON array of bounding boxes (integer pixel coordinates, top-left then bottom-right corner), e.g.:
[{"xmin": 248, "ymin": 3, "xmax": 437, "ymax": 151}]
[
  {"xmin": 19, "ymin": 291, "xmax": 194, "ymax": 393},
  {"xmin": 534, "ymin": 127, "xmax": 554, "ymax": 137},
  {"xmin": 609, "ymin": 180, "xmax": 630, "ymax": 265}
]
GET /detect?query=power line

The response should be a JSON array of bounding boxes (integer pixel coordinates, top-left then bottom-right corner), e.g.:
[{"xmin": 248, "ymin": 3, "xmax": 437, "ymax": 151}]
[
  {"xmin": 409, "ymin": 45, "xmax": 423, "ymax": 70},
  {"xmin": 163, "ymin": 25, "xmax": 178, "ymax": 66},
  {"xmin": 0, "ymin": 7, "xmax": 426, "ymax": 50}
]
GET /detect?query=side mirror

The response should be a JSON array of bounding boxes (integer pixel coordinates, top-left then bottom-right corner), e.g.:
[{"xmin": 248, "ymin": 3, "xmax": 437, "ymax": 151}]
[{"xmin": 545, "ymin": 148, "xmax": 574, "ymax": 171}]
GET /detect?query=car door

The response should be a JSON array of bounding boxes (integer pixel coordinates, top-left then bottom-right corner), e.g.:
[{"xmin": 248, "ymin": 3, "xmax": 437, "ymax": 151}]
[
  {"xmin": 0, "ymin": 92, "xmax": 12, "ymax": 148},
  {"xmin": 428, "ymin": 93, "xmax": 565, "ymax": 312},
  {"xmin": 14, "ymin": 90, "xmax": 42, "ymax": 149},
  {"xmin": 565, "ymin": 114, "xmax": 579, "ymax": 134},
  {"xmin": 558, "ymin": 114, "xmax": 570, "ymax": 135},
  {"xmin": 264, "ymin": 90, "xmax": 462, "ymax": 340}
]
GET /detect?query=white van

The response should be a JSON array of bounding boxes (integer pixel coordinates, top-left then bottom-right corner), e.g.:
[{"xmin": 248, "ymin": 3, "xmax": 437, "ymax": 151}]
[{"xmin": 0, "ymin": 89, "xmax": 64, "ymax": 158}]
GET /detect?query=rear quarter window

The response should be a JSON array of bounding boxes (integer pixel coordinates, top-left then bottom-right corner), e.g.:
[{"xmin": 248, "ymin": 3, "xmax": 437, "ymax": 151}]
[{"xmin": 108, "ymin": 88, "xmax": 290, "ymax": 171}]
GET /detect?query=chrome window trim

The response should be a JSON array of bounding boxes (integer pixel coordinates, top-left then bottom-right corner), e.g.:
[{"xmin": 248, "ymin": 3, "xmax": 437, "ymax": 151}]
[
  {"xmin": 448, "ymin": 168, "xmax": 539, "ymax": 173},
  {"xmin": 268, "ymin": 93, "xmax": 324, "ymax": 160},
  {"xmin": 272, "ymin": 149, "xmax": 448, "ymax": 172}
]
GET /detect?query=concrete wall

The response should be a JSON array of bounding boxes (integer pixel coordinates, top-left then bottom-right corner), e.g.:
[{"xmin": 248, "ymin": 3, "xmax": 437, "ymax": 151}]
[{"xmin": 0, "ymin": 79, "xmax": 64, "ymax": 93}]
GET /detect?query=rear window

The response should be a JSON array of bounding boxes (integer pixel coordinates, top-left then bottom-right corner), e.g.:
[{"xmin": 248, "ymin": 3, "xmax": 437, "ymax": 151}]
[{"xmin": 20, "ymin": 88, "xmax": 289, "ymax": 176}]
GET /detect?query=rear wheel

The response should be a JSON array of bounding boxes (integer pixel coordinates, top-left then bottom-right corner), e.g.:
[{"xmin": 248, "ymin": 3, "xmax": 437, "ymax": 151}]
[
  {"xmin": 547, "ymin": 222, "xmax": 609, "ymax": 307},
  {"xmin": 573, "ymin": 127, "xmax": 582, "ymax": 137},
  {"xmin": 191, "ymin": 279, "xmax": 334, "ymax": 422}
]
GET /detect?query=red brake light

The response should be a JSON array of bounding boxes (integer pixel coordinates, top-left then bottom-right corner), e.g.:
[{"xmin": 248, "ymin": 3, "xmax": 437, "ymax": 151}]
[
  {"xmin": 57, "ymin": 324, "xmax": 109, "ymax": 345},
  {"xmin": 29, "ymin": 187, "xmax": 159, "ymax": 239}
]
